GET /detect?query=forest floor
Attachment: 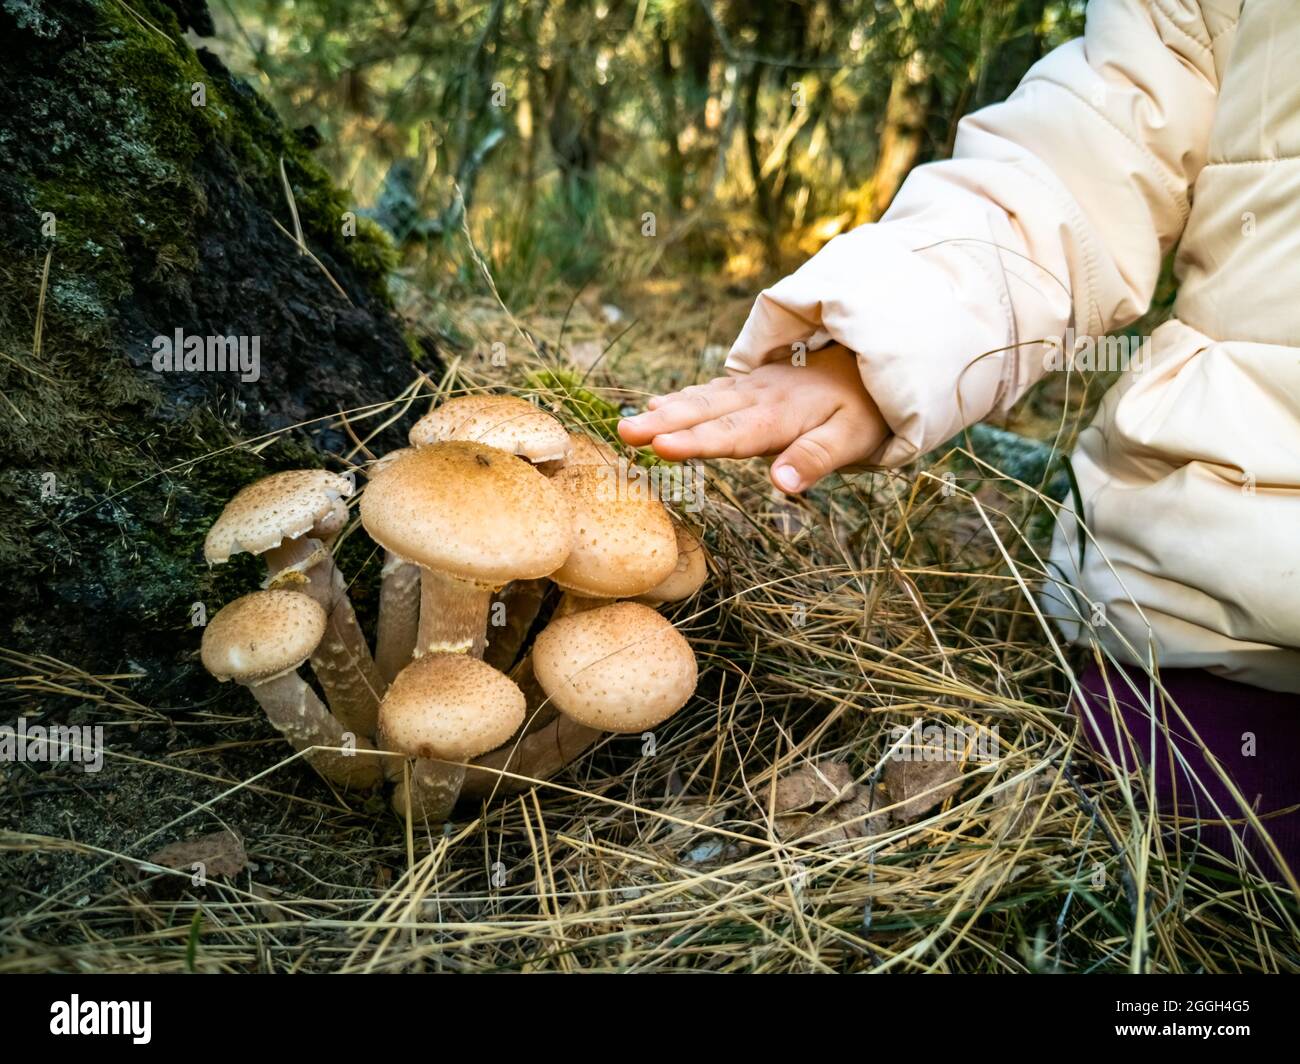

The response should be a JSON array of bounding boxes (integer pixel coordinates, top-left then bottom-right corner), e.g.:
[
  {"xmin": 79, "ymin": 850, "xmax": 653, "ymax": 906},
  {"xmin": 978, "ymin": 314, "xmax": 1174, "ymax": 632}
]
[{"xmin": 2, "ymin": 276, "xmax": 1297, "ymax": 974}]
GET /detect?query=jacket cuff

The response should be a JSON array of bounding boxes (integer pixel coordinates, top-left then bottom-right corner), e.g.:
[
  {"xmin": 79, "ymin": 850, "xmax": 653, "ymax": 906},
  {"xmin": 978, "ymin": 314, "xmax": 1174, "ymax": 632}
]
[{"xmin": 725, "ymin": 220, "xmax": 1016, "ymax": 466}]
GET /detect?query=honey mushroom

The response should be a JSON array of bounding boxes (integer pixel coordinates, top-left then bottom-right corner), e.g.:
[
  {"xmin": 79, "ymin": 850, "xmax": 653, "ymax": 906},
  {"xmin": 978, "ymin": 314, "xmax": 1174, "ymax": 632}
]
[
  {"xmin": 461, "ymin": 602, "xmax": 697, "ymax": 800},
  {"xmin": 360, "ymin": 441, "xmax": 572, "ymax": 659},
  {"xmin": 200, "ymin": 402, "xmax": 708, "ymax": 814},
  {"xmin": 408, "ymin": 394, "xmax": 572, "ymax": 673},
  {"xmin": 201, "ymin": 590, "xmax": 382, "ymax": 790},
  {"xmin": 379, "ymin": 652, "xmax": 525, "ymax": 821},
  {"xmin": 205, "ymin": 470, "xmax": 384, "ymax": 738}
]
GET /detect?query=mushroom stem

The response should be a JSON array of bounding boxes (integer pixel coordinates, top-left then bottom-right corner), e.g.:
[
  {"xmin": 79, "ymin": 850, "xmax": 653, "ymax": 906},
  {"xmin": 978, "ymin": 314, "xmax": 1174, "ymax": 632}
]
[
  {"xmin": 390, "ymin": 759, "xmax": 467, "ymax": 823},
  {"xmin": 417, "ymin": 568, "xmax": 494, "ymax": 658},
  {"xmin": 264, "ymin": 537, "xmax": 383, "ymax": 738},
  {"xmin": 305, "ymin": 563, "xmax": 385, "ymax": 738},
  {"xmin": 460, "ymin": 715, "xmax": 602, "ymax": 800},
  {"xmin": 483, "ymin": 578, "xmax": 550, "ymax": 671},
  {"xmin": 247, "ymin": 671, "xmax": 383, "ymax": 789},
  {"xmin": 375, "ymin": 552, "xmax": 421, "ymax": 684},
  {"xmin": 508, "ymin": 655, "xmax": 558, "ymax": 737}
]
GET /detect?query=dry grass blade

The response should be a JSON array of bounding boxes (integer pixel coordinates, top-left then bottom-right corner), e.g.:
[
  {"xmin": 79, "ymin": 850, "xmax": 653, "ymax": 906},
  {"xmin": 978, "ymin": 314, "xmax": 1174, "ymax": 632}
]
[{"xmin": 3, "ymin": 275, "xmax": 1296, "ymax": 974}]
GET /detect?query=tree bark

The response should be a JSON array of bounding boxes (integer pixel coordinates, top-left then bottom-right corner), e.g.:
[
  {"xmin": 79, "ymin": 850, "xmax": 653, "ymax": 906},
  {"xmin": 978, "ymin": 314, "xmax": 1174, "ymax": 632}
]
[{"xmin": 0, "ymin": 0, "xmax": 430, "ymax": 702}]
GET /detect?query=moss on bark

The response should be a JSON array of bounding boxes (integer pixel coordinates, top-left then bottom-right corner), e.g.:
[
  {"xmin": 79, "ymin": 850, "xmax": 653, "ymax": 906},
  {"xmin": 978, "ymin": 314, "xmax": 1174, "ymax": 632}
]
[{"xmin": 0, "ymin": 0, "xmax": 429, "ymax": 698}]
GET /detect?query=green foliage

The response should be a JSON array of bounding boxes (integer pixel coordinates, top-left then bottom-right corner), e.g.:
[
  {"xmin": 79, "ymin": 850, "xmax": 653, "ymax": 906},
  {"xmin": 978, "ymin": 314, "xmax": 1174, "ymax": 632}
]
[
  {"xmin": 219, "ymin": 0, "xmax": 1088, "ymax": 296},
  {"xmin": 525, "ymin": 367, "xmax": 624, "ymax": 442}
]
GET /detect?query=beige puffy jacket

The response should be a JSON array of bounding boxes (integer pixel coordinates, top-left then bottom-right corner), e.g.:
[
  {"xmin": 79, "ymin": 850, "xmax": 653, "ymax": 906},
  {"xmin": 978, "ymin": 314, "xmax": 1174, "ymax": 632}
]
[{"xmin": 726, "ymin": 0, "xmax": 1300, "ymax": 693}]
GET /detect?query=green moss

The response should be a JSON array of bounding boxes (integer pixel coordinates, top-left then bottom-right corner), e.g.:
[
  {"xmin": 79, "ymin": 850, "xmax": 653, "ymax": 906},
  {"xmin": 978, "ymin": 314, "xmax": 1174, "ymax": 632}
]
[
  {"xmin": 525, "ymin": 366, "xmax": 662, "ymax": 466},
  {"xmin": 526, "ymin": 367, "xmax": 624, "ymax": 441},
  {"xmin": 29, "ymin": 0, "xmax": 399, "ymax": 309},
  {"xmin": 0, "ymin": 1, "xmax": 414, "ymax": 695},
  {"xmin": 402, "ymin": 329, "xmax": 426, "ymax": 363}
]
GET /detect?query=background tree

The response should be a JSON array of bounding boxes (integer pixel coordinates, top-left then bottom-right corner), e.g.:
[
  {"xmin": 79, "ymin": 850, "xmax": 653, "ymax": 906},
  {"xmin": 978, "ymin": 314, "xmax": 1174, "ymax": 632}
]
[{"xmin": 214, "ymin": 0, "xmax": 1085, "ymax": 285}]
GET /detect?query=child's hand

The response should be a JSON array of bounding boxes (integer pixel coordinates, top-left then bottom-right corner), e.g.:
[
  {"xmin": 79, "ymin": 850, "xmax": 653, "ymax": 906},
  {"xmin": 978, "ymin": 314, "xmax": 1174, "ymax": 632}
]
[{"xmin": 618, "ymin": 345, "xmax": 887, "ymax": 494}]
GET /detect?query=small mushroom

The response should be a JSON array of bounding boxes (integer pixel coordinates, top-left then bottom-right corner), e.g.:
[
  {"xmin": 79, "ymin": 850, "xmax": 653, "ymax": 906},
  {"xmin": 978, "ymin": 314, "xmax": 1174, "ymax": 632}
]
[
  {"xmin": 200, "ymin": 591, "xmax": 382, "ymax": 789},
  {"xmin": 531, "ymin": 601, "xmax": 698, "ymax": 733},
  {"xmin": 360, "ymin": 442, "xmax": 572, "ymax": 658},
  {"xmin": 379, "ymin": 653, "xmax": 526, "ymax": 821},
  {"xmin": 464, "ymin": 602, "xmax": 696, "ymax": 797},
  {"xmin": 637, "ymin": 522, "xmax": 708, "ymax": 605},
  {"xmin": 205, "ymin": 469, "xmax": 353, "ymax": 574},
  {"xmin": 409, "ymin": 394, "xmax": 571, "ymax": 464},
  {"xmin": 409, "ymin": 396, "xmax": 571, "ymax": 672},
  {"xmin": 205, "ymin": 470, "xmax": 383, "ymax": 738},
  {"xmin": 549, "ymin": 464, "xmax": 678, "ymax": 602}
]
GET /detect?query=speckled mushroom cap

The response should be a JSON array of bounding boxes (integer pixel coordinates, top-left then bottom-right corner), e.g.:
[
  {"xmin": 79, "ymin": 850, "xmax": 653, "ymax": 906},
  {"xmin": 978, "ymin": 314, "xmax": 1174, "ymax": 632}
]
[
  {"xmin": 311, "ymin": 497, "xmax": 350, "ymax": 543},
  {"xmin": 532, "ymin": 602, "xmax": 697, "ymax": 733},
  {"xmin": 205, "ymin": 470, "xmax": 354, "ymax": 563},
  {"xmin": 559, "ymin": 432, "xmax": 623, "ymax": 470},
  {"xmin": 378, "ymin": 653, "xmax": 526, "ymax": 761},
  {"xmin": 360, "ymin": 441, "xmax": 572, "ymax": 585},
  {"xmin": 549, "ymin": 465, "xmax": 677, "ymax": 597},
  {"xmin": 409, "ymin": 395, "xmax": 570, "ymax": 464},
  {"xmin": 640, "ymin": 523, "xmax": 708, "ymax": 604},
  {"xmin": 201, "ymin": 590, "xmax": 327, "ymax": 684}
]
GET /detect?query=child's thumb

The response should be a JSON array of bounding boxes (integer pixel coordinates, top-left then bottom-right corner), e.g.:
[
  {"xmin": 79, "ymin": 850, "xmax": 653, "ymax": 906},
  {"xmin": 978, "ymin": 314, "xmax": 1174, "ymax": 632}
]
[{"xmin": 770, "ymin": 418, "xmax": 867, "ymax": 494}]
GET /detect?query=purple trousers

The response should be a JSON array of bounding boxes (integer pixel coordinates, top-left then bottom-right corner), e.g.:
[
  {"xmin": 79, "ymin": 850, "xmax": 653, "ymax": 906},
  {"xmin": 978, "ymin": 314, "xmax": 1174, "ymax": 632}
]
[{"xmin": 1076, "ymin": 662, "xmax": 1300, "ymax": 880}]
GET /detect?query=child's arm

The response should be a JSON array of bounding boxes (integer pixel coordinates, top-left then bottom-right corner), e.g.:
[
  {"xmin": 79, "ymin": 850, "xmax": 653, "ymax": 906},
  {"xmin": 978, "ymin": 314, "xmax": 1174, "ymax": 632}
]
[{"xmin": 623, "ymin": 0, "xmax": 1224, "ymax": 492}]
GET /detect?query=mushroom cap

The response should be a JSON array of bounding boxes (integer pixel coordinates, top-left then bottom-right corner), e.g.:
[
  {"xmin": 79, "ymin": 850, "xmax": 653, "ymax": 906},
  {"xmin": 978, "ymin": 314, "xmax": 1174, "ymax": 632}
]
[
  {"xmin": 639, "ymin": 523, "xmax": 708, "ymax": 604},
  {"xmin": 360, "ymin": 441, "xmax": 572, "ymax": 585},
  {"xmin": 532, "ymin": 602, "xmax": 697, "ymax": 733},
  {"xmin": 205, "ymin": 470, "xmax": 354, "ymax": 563},
  {"xmin": 409, "ymin": 395, "xmax": 570, "ymax": 464},
  {"xmin": 201, "ymin": 590, "xmax": 326, "ymax": 684},
  {"xmin": 311, "ymin": 497, "xmax": 350, "ymax": 544},
  {"xmin": 379, "ymin": 653, "xmax": 526, "ymax": 761},
  {"xmin": 549, "ymin": 465, "xmax": 677, "ymax": 598},
  {"xmin": 559, "ymin": 432, "xmax": 623, "ymax": 470}
]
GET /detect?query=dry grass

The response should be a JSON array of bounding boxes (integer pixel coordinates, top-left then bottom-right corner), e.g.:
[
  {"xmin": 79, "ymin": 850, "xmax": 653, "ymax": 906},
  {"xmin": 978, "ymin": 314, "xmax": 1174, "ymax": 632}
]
[{"xmin": 2, "ymin": 273, "xmax": 1297, "ymax": 975}]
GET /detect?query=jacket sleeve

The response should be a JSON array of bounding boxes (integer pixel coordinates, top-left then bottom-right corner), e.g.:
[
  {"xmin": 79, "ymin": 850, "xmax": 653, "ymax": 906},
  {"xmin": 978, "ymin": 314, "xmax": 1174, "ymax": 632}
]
[{"xmin": 725, "ymin": 0, "xmax": 1223, "ymax": 466}]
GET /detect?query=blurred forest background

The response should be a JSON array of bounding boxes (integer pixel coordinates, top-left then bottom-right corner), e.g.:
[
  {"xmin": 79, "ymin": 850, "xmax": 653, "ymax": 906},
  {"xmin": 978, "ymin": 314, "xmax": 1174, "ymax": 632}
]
[{"xmin": 212, "ymin": 0, "xmax": 1086, "ymax": 319}]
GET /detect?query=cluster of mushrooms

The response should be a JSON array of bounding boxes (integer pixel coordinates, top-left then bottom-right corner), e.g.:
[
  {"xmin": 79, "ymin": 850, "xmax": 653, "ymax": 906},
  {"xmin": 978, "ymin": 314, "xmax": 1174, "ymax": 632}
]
[{"xmin": 198, "ymin": 395, "xmax": 707, "ymax": 822}]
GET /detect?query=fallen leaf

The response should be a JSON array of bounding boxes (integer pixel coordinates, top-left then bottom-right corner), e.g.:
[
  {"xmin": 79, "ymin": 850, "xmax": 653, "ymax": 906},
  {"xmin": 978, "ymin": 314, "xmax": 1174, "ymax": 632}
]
[
  {"xmin": 774, "ymin": 761, "xmax": 855, "ymax": 813},
  {"xmin": 145, "ymin": 829, "xmax": 248, "ymax": 880},
  {"xmin": 776, "ymin": 784, "xmax": 893, "ymax": 843},
  {"xmin": 882, "ymin": 755, "xmax": 963, "ymax": 824}
]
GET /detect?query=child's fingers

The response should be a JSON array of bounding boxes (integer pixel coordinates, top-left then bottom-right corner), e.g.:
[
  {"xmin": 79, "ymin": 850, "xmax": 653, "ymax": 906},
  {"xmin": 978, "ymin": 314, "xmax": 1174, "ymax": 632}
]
[
  {"xmin": 618, "ymin": 386, "xmax": 749, "ymax": 446},
  {"xmin": 642, "ymin": 378, "xmax": 735, "ymax": 413},
  {"xmin": 770, "ymin": 413, "xmax": 883, "ymax": 494},
  {"xmin": 649, "ymin": 406, "xmax": 788, "ymax": 461}
]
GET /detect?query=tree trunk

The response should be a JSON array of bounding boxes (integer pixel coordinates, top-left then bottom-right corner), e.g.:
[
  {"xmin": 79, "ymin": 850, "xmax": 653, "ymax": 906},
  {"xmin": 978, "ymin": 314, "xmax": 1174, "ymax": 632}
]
[
  {"xmin": 0, "ymin": 0, "xmax": 430, "ymax": 701},
  {"xmin": 658, "ymin": 30, "xmax": 685, "ymax": 212},
  {"xmin": 867, "ymin": 51, "xmax": 933, "ymax": 221}
]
